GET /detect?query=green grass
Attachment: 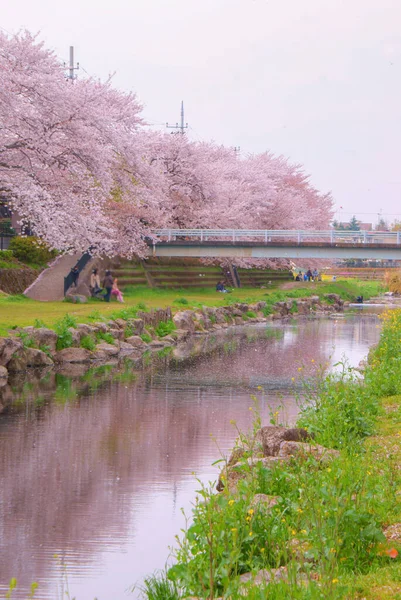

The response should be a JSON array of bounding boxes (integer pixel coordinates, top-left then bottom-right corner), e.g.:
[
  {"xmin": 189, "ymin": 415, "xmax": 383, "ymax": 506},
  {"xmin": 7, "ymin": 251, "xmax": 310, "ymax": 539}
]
[
  {"xmin": 143, "ymin": 306, "xmax": 401, "ymax": 600},
  {"xmin": 0, "ymin": 280, "xmax": 383, "ymax": 337}
]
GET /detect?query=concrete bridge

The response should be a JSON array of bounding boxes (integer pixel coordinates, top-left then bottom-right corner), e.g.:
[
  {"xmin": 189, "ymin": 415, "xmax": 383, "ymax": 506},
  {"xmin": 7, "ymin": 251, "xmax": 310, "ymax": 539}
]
[{"xmin": 150, "ymin": 229, "xmax": 401, "ymax": 260}]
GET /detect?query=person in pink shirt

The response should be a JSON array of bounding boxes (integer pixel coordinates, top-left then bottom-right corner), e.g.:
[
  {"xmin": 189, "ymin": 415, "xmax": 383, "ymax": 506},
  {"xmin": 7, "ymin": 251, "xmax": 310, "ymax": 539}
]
[{"xmin": 111, "ymin": 278, "xmax": 124, "ymax": 303}]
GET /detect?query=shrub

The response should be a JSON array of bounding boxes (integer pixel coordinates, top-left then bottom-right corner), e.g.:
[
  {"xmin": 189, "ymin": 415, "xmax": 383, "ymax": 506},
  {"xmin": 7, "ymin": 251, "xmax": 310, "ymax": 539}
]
[
  {"xmin": 141, "ymin": 333, "xmax": 152, "ymax": 343},
  {"xmin": 80, "ymin": 335, "xmax": 96, "ymax": 351},
  {"xmin": 154, "ymin": 319, "xmax": 176, "ymax": 338},
  {"xmin": 54, "ymin": 314, "xmax": 77, "ymax": 351},
  {"xmin": 9, "ymin": 236, "xmax": 57, "ymax": 265},
  {"xmin": 18, "ymin": 331, "xmax": 35, "ymax": 348},
  {"xmin": 96, "ymin": 331, "xmax": 115, "ymax": 345},
  {"xmin": 174, "ymin": 297, "xmax": 189, "ymax": 305}
]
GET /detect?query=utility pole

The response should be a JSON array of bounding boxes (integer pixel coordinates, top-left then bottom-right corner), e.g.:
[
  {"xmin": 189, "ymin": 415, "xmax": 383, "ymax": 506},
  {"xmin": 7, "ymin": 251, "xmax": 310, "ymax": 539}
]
[
  {"xmin": 166, "ymin": 101, "xmax": 188, "ymax": 134},
  {"xmin": 233, "ymin": 146, "xmax": 241, "ymax": 157},
  {"xmin": 65, "ymin": 46, "xmax": 79, "ymax": 81}
]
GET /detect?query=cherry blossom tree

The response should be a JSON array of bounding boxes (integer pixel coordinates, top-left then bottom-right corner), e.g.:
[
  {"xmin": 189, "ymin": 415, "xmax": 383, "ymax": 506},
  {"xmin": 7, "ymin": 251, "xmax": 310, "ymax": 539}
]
[
  {"xmin": 0, "ymin": 31, "xmax": 168, "ymax": 256},
  {"xmin": 0, "ymin": 31, "xmax": 333, "ymax": 262}
]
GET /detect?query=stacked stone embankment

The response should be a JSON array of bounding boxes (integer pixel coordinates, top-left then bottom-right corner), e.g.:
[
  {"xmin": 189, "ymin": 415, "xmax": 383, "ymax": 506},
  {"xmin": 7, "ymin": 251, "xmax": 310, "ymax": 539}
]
[{"xmin": 0, "ymin": 294, "xmax": 344, "ymax": 382}]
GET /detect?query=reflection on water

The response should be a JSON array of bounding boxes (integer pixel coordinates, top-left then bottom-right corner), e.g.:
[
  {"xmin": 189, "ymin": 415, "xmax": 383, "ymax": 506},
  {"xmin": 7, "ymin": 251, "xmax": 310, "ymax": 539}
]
[{"xmin": 0, "ymin": 315, "xmax": 380, "ymax": 599}]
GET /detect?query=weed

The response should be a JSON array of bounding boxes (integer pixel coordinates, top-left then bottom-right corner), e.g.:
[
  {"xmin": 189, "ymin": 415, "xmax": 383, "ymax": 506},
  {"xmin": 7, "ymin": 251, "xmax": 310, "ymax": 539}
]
[
  {"xmin": 138, "ymin": 571, "xmax": 181, "ymax": 600},
  {"xmin": 34, "ymin": 319, "xmax": 47, "ymax": 328},
  {"xmin": 17, "ymin": 330, "xmax": 36, "ymax": 349},
  {"xmin": 80, "ymin": 335, "xmax": 96, "ymax": 351},
  {"xmin": 96, "ymin": 331, "xmax": 115, "ymax": 345},
  {"xmin": 141, "ymin": 333, "xmax": 152, "ymax": 344},
  {"xmin": 154, "ymin": 319, "xmax": 176, "ymax": 338},
  {"xmin": 54, "ymin": 314, "xmax": 77, "ymax": 351},
  {"xmin": 174, "ymin": 297, "xmax": 189, "ymax": 305}
]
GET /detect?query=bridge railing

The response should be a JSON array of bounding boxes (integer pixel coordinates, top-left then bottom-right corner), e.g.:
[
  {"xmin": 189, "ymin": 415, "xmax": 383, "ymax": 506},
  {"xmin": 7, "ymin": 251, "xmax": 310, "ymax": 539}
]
[{"xmin": 151, "ymin": 229, "xmax": 401, "ymax": 245}]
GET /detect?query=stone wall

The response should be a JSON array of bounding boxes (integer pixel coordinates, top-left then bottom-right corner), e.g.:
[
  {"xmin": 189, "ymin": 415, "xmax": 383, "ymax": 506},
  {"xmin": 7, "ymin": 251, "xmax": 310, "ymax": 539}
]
[
  {"xmin": 0, "ymin": 267, "xmax": 38, "ymax": 295},
  {"xmin": 0, "ymin": 294, "xmax": 345, "ymax": 385}
]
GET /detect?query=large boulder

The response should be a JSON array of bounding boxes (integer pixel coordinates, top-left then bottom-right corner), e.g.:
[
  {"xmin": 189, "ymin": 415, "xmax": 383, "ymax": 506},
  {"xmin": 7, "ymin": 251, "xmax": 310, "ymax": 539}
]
[
  {"xmin": 126, "ymin": 318, "xmax": 145, "ymax": 335},
  {"xmin": 76, "ymin": 323, "xmax": 96, "ymax": 336},
  {"xmin": 7, "ymin": 348, "xmax": 54, "ymax": 372},
  {"xmin": 125, "ymin": 336, "xmax": 147, "ymax": 348},
  {"xmin": 94, "ymin": 343, "xmax": 119, "ymax": 357},
  {"xmin": 278, "ymin": 440, "xmax": 340, "ymax": 461},
  {"xmin": 255, "ymin": 426, "xmax": 312, "ymax": 456},
  {"xmin": 30, "ymin": 328, "xmax": 58, "ymax": 353},
  {"xmin": 0, "ymin": 337, "xmax": 23, "ymax": 366},
  {"xmin": 173, "ymin": 311, "xmax": 195, "ymax": 333},
  {"xmin": 55, "ymin": 348, "xmax": 92, "ymax": 363}
]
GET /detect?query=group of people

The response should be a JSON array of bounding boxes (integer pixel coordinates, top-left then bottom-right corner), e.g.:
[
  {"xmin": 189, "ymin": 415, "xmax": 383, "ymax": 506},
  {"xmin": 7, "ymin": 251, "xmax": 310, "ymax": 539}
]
[
  {"xmin": 70, "ymin": 265, "xmax": 123, "ymax": 302},
  {"xmin": 90, "ymin": 269, "xmax": 124, "ymax": 302},
  {"xmin": 294, "ymin": 268, "xmax": 320, "ymax": 282}
]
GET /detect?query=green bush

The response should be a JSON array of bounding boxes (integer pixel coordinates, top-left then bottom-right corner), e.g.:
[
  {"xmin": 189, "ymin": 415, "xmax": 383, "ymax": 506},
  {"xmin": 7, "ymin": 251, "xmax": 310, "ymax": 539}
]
[
  {"xmin": 154, "ymin": 319, "xmax": 176, "ymax": 338},
  {"xmin": 18, "ymin": 331, "xmax": 36, "ymax": 349},
  {"xmin": 54, "ymin": 314, "xmax": 77, "ymax": 351},
  {"xmin": 96, "ymin": 331, "xmax": 115, "ymax": 345},
  {"xmin": 80, "ymin": 335, "xmax": 96, "ymax": 351},
  {"xmin": 9, "ymin": 236, "xmax": 57, "ymax": 265}
]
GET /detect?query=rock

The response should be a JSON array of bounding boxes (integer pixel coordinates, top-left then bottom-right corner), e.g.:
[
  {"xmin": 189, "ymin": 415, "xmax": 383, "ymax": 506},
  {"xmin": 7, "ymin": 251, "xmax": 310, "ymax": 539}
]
[
  {"xmin": 65, "ymin": 293, "xmax": 87, "ymax": 303},
  {"xmin": 31, "ymin": 328, "xmax": 58, "ymax": 352},
  {"xmin": 255, "ymin": 426, "xmax": 313, "ymax": 457},
  {"xmin": 161, "ymin": 335, "xmax": 176, "ymax": 345},
  {"xmin": 55, "ymin": 348, "xmax": 92, "ymax": 363},
  {"xmin": 113, "ymin": 318, "xmax": 127, "ymax": 329},
  {"xmin": 119, "ymin": 341, "xmax": 142, "ymax": 354},
  {"xmin": 250, "ymin": 494, "xmax": 279, "ymax": 511},
  {"xmin": 149, "ymin": 340, "xmax": 167, "ymax": 348},
  {"xmin": 0, "ymin": 366, "xmax": 8, "ymax": 379},
  {"xmin": 173, "ymin": 311, "xmax": 195, "ymax": 333},
  {"xmin": 68, "ymin": 327, "xmax": 82, "ymax": 346},
  {"xmin": 94, "ymin": 322, "xmax": 108, "ymax": 333},
  {"xmin": 239, "ymin": 567, "xmax": 288, "ymax": 594},
  {"xmin": 173, "ymin": 329, "xmax": 191, "ymax": 341},
  {"xmin": 125, "ymin": 336, "xmax": 147, "ymax": 348},
  {"xmin": 126, "ymin": 319, "xmax": 145, "ymax": 335},
  {"xmin": 95, "ymin": 343, "xmax": 119, "ymax": 357},
  {"xmin": 108, "ymin": 328, "xmax": 125, "ymax": 341},
  {"xmin": 0, "ymin": 337, "xmax": 23, "ymax": 366},
  {"xmin": 76, "ymin": 323, "xmax": 96, "ymax": 336},
  {"xmin": 227, "ymin": 446, "xmax": 246, "ymax": 467},
  {"xmin": 7, "ymin": 348, "xmax": 54, "ymax": 371},
  {"xmin": 278, "ymin": 440, "xmax": 340, "ymax": 461},
  {"xmin": 91, "ymin": 350, "xmax": 108, "ymax": 361}
]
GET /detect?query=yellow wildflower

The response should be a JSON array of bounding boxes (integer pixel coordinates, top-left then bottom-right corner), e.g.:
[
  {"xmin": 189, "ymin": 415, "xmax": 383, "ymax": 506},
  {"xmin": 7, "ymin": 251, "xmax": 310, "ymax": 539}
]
[{"xmin": 332, "ymin": 578, "xmax": 339, "ymax": 584}]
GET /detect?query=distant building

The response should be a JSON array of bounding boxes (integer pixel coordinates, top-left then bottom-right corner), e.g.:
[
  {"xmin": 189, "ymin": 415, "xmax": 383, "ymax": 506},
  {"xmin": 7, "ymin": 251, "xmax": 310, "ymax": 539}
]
[{"xmin": 336, "ymin": 221, "xmax": 373, "ymax": 231}]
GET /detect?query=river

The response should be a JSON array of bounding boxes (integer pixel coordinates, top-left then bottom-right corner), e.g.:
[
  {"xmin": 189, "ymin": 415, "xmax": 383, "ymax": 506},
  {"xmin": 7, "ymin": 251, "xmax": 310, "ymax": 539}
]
[{"xmin": 0, "ymin": 313, "xmax": 381, "ymax": 599}]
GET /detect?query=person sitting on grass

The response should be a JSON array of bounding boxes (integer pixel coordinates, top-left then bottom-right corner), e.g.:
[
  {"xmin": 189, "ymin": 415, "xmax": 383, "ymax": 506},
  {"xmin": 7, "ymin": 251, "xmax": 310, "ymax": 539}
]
[
  {"xmin": 216, "ymin": 281, "xmax": 228, "ymax": 293},
  {"xmin": 111, "ymin": 278, "xmax": 124, "ymax": 303}
]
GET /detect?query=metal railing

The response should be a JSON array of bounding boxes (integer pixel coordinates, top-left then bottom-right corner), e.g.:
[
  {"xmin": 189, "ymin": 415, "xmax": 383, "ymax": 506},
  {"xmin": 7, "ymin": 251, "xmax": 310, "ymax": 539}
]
[
  {"xmin": 151, "ymin": 229, "xmax": 401, "ymax": 245},
  {"xmin": 63, "ymin": 252, "xmax": 92, "ymax": 296}
]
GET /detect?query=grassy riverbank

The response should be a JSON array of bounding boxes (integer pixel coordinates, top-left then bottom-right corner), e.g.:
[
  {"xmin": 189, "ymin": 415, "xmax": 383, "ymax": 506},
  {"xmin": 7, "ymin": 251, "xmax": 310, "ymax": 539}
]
[
  {"xmin": 0, "ymin": 280, "xmax": 382, "ymax": 337},
  {"xmin": 140, "ymin": 308, "xmax": 401, "ymax": 600}
]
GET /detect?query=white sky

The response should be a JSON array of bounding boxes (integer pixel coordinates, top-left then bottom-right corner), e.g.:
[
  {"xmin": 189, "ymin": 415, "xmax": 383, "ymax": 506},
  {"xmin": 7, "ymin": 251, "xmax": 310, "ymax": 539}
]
[{"xmin": 2, "ymin": 0, "xmax": 401, "ymax": 226}]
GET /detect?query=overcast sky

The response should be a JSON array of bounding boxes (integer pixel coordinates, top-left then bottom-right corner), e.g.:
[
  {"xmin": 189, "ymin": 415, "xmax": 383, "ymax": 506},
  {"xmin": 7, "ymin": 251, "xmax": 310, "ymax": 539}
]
[{"xmin": 3, "ymin": 0, "xmax": 401, "ymax": 226}]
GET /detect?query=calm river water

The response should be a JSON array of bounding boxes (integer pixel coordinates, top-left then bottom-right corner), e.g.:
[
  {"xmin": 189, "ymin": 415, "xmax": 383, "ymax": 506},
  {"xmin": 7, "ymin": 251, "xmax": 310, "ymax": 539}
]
[{"xmin": 0, "ymin": 314, "xmax": 380, "ymax": 599}]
